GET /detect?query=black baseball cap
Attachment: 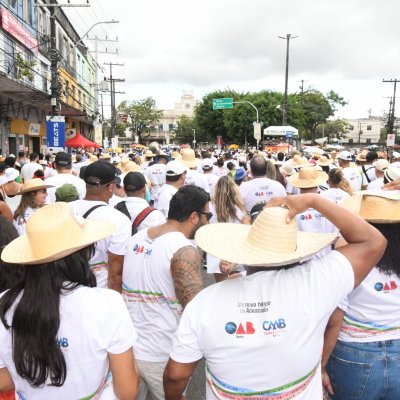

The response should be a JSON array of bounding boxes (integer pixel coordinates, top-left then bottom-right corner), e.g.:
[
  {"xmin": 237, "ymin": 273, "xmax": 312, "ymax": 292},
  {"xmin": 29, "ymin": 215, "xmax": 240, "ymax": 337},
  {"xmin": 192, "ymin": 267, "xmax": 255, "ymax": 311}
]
[
  {"xmin": 123, "ymin": 171, "xmax": 146, "ymax": 192},
  {"xmin": 84, "ymin": 161, "xmax": 118, "ymax": 186},
  {"xmin": 55, "ymin": 152, "xmax": 72, "ymax": 166}
]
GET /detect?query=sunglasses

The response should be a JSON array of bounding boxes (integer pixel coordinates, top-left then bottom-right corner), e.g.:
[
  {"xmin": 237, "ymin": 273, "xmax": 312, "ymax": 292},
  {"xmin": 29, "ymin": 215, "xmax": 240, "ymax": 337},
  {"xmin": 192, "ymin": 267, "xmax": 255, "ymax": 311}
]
[{"xmin": 197, "ymin": 211, "xmax": 213, "ymax": 221}]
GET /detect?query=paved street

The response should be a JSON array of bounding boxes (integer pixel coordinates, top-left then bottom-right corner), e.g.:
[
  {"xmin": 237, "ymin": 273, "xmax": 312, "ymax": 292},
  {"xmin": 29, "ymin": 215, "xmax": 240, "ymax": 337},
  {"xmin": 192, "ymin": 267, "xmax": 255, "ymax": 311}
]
[{"xmin": 146, "ymin": 266, "xmax": 214, "ymax": 400}]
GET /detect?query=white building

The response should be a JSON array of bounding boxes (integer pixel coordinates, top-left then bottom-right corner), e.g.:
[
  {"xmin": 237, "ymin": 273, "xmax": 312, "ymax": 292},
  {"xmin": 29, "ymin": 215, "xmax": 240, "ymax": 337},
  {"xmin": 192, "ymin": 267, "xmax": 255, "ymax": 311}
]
[{"xmin": 342, "ymin": 117, "xmax": 384, "ymax": 145}]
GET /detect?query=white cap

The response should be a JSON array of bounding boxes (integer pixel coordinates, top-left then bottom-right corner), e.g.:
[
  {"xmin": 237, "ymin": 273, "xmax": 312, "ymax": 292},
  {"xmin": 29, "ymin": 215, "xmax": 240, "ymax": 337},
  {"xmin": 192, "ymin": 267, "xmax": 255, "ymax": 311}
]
[
  {"xmin": 384, "ymin": 167, "xmax": 400, "ymax": 182},
  {"xmin": 338, "ymin": 151, "xmax": 352, "ymax": 161},
  {"xmin": 201, "ymin": 158, "xmax": 213, "ymax": 170},
  {"xmin": 373, "ymin": 159, "xmax": 389, "ymax": 171},
  {"xmin": 392, "ymin": 151, "xmax": 400, "ymax": 159},
  {"xmin": 166, "ymin": 160, "xmax": 187, "ymax": 177}
]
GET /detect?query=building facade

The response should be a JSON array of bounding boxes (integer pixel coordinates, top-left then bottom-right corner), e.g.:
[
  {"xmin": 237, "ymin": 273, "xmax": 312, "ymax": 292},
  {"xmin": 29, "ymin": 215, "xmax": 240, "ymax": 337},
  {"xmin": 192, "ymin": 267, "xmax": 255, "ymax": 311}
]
[
  {"xmin": 0, "ymin": 0, "xmax": 97, "ymax": 156},
  {"xmin": 342, "ymin": 117, "xmax": 384, "ymax": 146}
]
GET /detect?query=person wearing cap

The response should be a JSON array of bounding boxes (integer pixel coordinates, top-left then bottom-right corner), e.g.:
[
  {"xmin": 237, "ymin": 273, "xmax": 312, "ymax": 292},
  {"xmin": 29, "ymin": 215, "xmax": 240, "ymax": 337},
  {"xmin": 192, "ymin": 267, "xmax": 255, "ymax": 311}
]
[
  {"xmin": 322, "ymin": 194, "xmax": 400, "ymax": 400},
  {"xmin": 181, "ymin": 149, "xmax": 210, "ymax": 193},
  {"xmin": 55, "ymin": 183, "xmax": 80, "ymax": 203},
  {"xmin": 238, "ymin": 156, "xmax": 287, "ymax": 213},
  {"xmin": 122, "ymin": 185, "xmax": 209, "ymax": 400},
  {"xmin": 145, "ymin": 152, "xmax": 168, "ymax": 205},
  {"xmin": 20, "ymin": 152, "xmax": 42, "ymax": 183},
  {"xmin": 0, "ymin": 203, "xmax": 139, "ymax": 399},
  {"xmin": 365, "ymin": 159, "xmax": 389, "ymax": 190},
  {"xmin": 13, "ymin": 178, "xmax": 54, "ymax": 235},
  {"xmin": 390, "ymin": 151, "xmax": 400, "ymax": 167},
  {"xmin": 119, "ymin": 171, "xmax": 166, "ymax": 231},
  {"xmin": 71, "ymin": 161, "xmax": 131, "ymax": 292},
  {"xmin": 163, "ymin": 194, "xmax": 386, "ymax": 400},
  {"xmin": 201, "ymin": 158, "xmax": 220, "ymax": 197},
  {"xmin": 154, "ymin": 160, "xmax": 187, "ymax": 218},
  {"xmin": 337, "ymin": 151, "xmax": 362, "ymax": 192},
  {"xmin": 141, "ymin": 150, "xmax": 156, "ymax": 173},
  {"xmin": 45, "ymin": 152, "xmax": 86, "ymax": 203},
  {"xmin": 233, "ymin": 167, "xmax": 246, "ymax": 186},
  {"xmin": 0, "ymin": 167, "xmax": 22, "ymax": 215},
  {"xmin": 357, "ymin": 151, "xmax": 378, "ymax": 190}
]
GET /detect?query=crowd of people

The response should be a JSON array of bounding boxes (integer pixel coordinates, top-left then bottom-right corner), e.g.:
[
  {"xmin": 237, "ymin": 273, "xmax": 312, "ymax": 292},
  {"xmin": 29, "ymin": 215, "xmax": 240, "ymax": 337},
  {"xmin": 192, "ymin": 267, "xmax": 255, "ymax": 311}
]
[{"xmin": 0, "ymin": 143, "xmax": 399, "ymax": 400}]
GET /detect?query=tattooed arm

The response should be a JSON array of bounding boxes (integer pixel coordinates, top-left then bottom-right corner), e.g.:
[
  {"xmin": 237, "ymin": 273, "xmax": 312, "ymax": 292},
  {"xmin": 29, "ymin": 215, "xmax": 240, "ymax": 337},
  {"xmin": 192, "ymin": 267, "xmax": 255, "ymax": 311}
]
[{"xmin": 170, "ymin": 245, "xmax": 203, "ymax": 309}]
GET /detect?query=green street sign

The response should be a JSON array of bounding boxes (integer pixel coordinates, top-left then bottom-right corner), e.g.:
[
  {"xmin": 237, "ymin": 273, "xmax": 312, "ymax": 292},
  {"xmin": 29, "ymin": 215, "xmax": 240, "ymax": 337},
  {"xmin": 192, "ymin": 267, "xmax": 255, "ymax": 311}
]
[{"xmin": 212, "ymin": 98, "xmax": 233, "ymax": 110}]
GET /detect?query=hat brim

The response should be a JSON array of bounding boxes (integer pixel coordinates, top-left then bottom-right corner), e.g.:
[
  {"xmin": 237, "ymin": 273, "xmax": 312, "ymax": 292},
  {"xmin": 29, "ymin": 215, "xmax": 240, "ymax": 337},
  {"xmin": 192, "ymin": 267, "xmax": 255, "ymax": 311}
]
[
  {"xmin": 19, "ymin": 184, "xmax": 54, "ymax": 194},
  {"xmin": 195, "ymin": 223, "xmax": 338, "ymax": 267},
  {"xmin": 2, "ymin": 218, "xmax": 116, "ymax": 265},
  {"xmin": 181, "ymin": 159, "xmax": 201, "ymax": 168},
  {"xmin": 340, "ymin": 193, "xmax": 400, "ymax": 223},
  {"xmin": 287, "ymin": 171, "xmax": 328, "ymax": 189}
]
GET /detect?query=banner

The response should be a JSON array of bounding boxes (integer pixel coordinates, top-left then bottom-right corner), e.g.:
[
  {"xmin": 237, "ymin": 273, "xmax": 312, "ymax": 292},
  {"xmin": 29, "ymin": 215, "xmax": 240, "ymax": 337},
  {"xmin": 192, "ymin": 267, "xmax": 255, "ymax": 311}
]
[{"xmin": 46, "ymin": 116, "xmax": 65, "ymax": 148}]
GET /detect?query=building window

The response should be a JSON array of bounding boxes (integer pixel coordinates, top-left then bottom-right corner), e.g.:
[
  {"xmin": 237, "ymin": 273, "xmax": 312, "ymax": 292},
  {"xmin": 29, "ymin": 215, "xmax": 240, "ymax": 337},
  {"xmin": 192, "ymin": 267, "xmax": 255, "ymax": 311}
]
[
  {"xmin": 83, "ymin": 94, "xmax": 86, "ymax": 110},
  {"xmin": 4, "ymin": 37, "xmax": 16, "ymax": 78},
  {"xmin": 366, "ymin": 138, "xmax": 371, "ymax": 144},
  {"xmin": 348, "ymin": 139, "xmax": 354, "ymax": 144},
  {"xmin": 367, "ymin": 125, "xmax": 372, "ymax": 131},
  {"xmin": 168, "ymin": 124, "xmax": 174, "ymax": 131},
  {"xmin": 23, "ymin": 0, "xmax": 34, "ymax": 26},
  {"xmin": 349, "ymin": 125, "xmax": 354, "ymax": 130},
  {"xmin": 159, "ymin": 124, "xmax": 163, "ymax": 131}
]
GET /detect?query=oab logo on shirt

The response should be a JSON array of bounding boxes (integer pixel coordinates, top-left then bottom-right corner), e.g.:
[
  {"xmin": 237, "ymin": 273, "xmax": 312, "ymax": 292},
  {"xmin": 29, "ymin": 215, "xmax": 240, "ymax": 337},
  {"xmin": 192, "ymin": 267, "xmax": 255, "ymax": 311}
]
[
  {"xmin": 132, "ymin": 244, "xmax": 152, "ymax": 256},
  {"xmin": 374, "ymin": 281, "xmax": 398, "ymax": 292},
  {"xmin": 225, "ymin": 321, "xmax": 255, "ymax": 336}
]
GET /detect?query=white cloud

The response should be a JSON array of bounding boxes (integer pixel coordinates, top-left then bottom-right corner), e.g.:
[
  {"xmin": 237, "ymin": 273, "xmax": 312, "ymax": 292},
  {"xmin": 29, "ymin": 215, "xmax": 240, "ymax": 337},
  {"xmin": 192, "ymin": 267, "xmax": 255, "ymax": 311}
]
[{"xmin": 66, "ymin": 0, "xmax": 400, "ymax": 118}]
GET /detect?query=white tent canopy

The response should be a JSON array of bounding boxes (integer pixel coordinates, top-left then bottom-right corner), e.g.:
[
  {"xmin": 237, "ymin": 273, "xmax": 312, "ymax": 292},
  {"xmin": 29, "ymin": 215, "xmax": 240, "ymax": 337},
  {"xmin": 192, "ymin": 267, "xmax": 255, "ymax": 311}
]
[{"xmin": 263, "ymin": 126, "xmax": 299, "ymax": 137}]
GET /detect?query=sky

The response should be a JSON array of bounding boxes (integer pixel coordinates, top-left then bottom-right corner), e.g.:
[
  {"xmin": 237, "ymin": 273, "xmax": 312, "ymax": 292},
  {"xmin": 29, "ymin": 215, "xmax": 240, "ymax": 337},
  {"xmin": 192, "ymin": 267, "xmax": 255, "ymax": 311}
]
[{"xmin": 65, "ymin": 0, "xmax": 400, "ymax": 120}]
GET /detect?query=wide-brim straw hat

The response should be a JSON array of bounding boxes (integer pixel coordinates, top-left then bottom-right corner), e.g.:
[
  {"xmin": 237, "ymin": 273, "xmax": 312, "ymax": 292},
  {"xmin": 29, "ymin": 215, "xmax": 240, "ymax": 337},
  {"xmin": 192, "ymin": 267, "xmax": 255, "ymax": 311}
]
[
  {"xmin": 356, "ymin": 150, "xmax": 368, "ymax": 162},
  {"xmin": 288, "ymin": 166, "xmax": 328, "ymax": 189},
  {"xmin": 144, "ymin": 150, "xmax": 156, "ymax": 158},
  {"xmin": 341, "ymin": 192, "xmax": 400, "ymax": 223},
  {"xmin": 293, "ymin": 155, "xmax": 311, "ymax": 168},
  {"xmin": 181, "ymin": 148, "xmax": 201, "ymax": 168},
  {"xmin": 195, "ymin": 207, "xmax": 338, "ymax": 267},
  {"xmin": 19, "ymin": 178, "xmax": 54, "ymax": 194},
  {"xmin": 1, "ymin": 202, "xmax": 116, "ymax": 265},
  {"xmin": 318, "ymin": 156, "xmax": 331, "ymax": 167}
]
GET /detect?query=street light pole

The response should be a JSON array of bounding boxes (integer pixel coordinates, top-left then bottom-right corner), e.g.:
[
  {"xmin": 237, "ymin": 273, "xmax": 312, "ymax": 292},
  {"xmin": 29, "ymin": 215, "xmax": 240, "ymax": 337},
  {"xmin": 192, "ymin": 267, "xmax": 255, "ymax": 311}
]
[
  {"xmin": 278, "ymin": 34, "xmax": 298, "ymax": 126},
  {"xmin": 192, "ymin": 129, "xmax": 196, "ymax": 149}
]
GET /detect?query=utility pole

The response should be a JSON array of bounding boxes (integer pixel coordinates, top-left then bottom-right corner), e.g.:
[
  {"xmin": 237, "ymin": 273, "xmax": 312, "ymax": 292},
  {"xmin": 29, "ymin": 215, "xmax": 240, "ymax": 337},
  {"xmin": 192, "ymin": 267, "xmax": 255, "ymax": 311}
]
[
  {"xmin": 104, "ymin": 62, "xmax": 124, "ymax": 139},
  {"xmin": 278, "ymin": 34, "xmax": 298, "ymax": 126},
  {"xmin": 383, "ymin": 79, "xmax": 399, "ymax": 135},
  {"xmin": 299, "ymin": 79, "xmax": 308, "ymax": 107},
  {"xmin": 39, "ymin": 1, "xmax": 90, "ymax": 116}
]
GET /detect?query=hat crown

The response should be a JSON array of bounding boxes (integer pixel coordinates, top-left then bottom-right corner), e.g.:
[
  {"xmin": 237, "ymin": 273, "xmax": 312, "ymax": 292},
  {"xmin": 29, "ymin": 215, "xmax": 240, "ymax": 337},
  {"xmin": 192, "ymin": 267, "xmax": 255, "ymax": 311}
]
[
  {"xmin": 247, "ymin": 207, "xmax": 297, "ymax": 254},
  {"xmin": 181, "ymin": 148, "xmax": 196, "ymax": 162},
  {"xmin": 298, "ymin": 166, "xmax": 319, "ymax": 180}
]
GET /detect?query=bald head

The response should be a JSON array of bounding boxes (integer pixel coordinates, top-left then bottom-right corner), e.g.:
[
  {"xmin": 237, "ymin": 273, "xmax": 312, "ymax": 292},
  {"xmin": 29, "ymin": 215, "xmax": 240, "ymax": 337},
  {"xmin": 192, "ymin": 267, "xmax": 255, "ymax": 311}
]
[{"xmin": 250, "ymin": 156, "xmax": 267, "ymax": 177}]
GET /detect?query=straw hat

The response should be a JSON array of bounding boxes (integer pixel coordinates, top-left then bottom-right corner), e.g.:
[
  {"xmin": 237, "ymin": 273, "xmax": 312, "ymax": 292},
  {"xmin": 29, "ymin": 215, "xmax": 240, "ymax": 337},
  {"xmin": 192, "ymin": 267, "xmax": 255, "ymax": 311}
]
[
  {"xmin": 384, "ymin": 167, "xmax": 400, "ymax": 182},
  {"xmin": 293, "ymin": 156, "xmax": 311, "ymax": 168},
  {"xmin": 1, "ymin": 202, "xmax": 116, "ymax": 265},
  {"xmin": 288, "ymin": 166, "xmax": 328, "ymax": 189},
  {"xmin": 88, "ymin": 154, "xmax": 98, "ymax": 164},
  {"xmin": 0, "ymin": 168, "xmax": 20, "ymax": 185},
  {"xmin": 195, "ymin": 207, "xmax": 338, "ymax": 267},
  {"xmin": 373, "ymin": 159, "xmax": 389, "ymax": 172},
  {"xmin": 19, "ymin": 178, "xmax": 54, "ymax": 194},
  {"xmin": 341, "ymin": 193, "xmax": 400, "ymax": 223},
  {"xmin": 144, "ymin": 150, "xmax": 156, "ymax": 158},
  {"xmin": 181, "ymin": 148, "xmax": 201, "ymax": 168},
  {"xmin": 171, "ymin": 150, "xmax": 182, "ymax": 160},
  {"xmin": 279, "ymin": 161, "xmax": 294, "ymax": 176},
  {"xmin": 318, "ymin": 156, "xmax": 331, "ymax": 167},
  {"xmin": 356, "ymin": 150, "xmax": 368, "ymax": 162}
]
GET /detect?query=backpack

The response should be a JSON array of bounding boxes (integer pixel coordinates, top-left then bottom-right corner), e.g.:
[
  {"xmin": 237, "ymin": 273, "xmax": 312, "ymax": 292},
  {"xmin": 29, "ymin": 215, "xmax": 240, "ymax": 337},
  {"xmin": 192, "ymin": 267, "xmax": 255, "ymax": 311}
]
[{"xmin": 115, "ymin": 201, "xmax": 156, "ymax": 235}]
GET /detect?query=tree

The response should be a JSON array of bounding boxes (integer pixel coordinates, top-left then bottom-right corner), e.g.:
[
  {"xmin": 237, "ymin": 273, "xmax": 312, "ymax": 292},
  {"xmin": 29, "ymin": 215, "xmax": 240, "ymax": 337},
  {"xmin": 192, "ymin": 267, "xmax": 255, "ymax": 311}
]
[
  {"xmin": 314, "ymin": 119, "xmax": 349, "ymax": 142},
  {"xmin": 173, "ymin": 116, "xmax": 197, "ymax": 144},
  {"xmin": 119, "ymin": 98, "xmax": 163, "ymax": 143}
]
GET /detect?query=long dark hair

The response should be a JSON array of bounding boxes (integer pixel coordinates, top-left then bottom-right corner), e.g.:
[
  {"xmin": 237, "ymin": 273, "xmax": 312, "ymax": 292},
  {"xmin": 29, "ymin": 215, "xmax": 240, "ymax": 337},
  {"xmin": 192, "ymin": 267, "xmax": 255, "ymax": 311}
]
[
  {"xmin": 371, "ymin": 223, "xmax": 400, "ymax": 277},
  {"xmin": 0, "ymin": 245, "xmax": 96, "ymax": 387}
]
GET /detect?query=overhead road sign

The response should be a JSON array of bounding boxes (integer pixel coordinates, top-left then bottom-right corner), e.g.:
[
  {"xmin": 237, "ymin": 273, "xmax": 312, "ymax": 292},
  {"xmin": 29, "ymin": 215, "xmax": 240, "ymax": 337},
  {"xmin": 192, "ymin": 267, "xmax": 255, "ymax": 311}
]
[{"xmin": 213, "ymin": 98, "xmax": 233, "ymax": 110}]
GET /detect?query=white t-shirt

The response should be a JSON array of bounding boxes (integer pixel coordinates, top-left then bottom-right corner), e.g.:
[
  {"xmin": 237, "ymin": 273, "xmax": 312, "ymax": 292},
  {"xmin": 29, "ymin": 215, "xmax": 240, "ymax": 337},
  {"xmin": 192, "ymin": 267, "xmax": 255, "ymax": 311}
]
[
  {"xmin": 338, "ymin": 268, "xmax": 400, "ymax": 342},
  {"xmin": 367, "ymin": 177, "xmax": 384, "ymax": 191},
  {"xmin": 124, "ymin": 197, "xmax": 166, "ymax": 230},
  {"xmin": 342, "ymin": 167, "xmax": 362, "ymax": 192},
  {"xmin": 21, "ymin": 162, "xmax": 42, "ymax": 182},
  {"xmin": 170, "ymin": 251, "xmax": 354, "ymax": 400},
  {"xmin": 203, "ymin": 173, "xmax": 220, "ymax": 198},
  {"xmin": 320, "ymin": 188, "xmax": 350, "ymax": 203},
  {"xmin": 154, "ymin": 184, "xmax": 178, "ymax": 218},
  {"xmin": 239, "ymin": 177, "xmax": 287, "ymax": 212},
  {"xmin": 122, "ymin": 229, "xmax": 194, "ymax": 362},
  {"xmin": 45, "ymin": 173, "xmax": 86, "ymax": 203},
  {"xmin": 71, "ymin": 200, "xmax": 131, "ymax": 288},
  {"xmin": 184, "ymin": 169, "xmax": 210, "ymax": 193},
  {"xmin": 206, "ymin": 203, "xmax": 246, "ymax": 274},
  {"xmin": 145, "ymin": 163, "xmax": 166, "ymax": 201},
  {"xmin": 0, "ymin": 286, "xmax": 136, "ymax": 399},
  {"xmin": 358, "ymin": 164, "xmax": 377, "ymax": 187},
  {"xmin": 13, "ymin": 207, "xmax": 35, "ymax": 235}
]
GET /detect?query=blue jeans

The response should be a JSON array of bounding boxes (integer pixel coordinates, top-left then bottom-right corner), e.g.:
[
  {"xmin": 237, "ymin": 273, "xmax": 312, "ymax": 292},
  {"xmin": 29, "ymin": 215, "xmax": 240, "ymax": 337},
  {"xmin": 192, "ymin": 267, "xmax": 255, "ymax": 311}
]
[{"xmin": 326, "ymin": 339, "xmax": 400, "ymax": 400}]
